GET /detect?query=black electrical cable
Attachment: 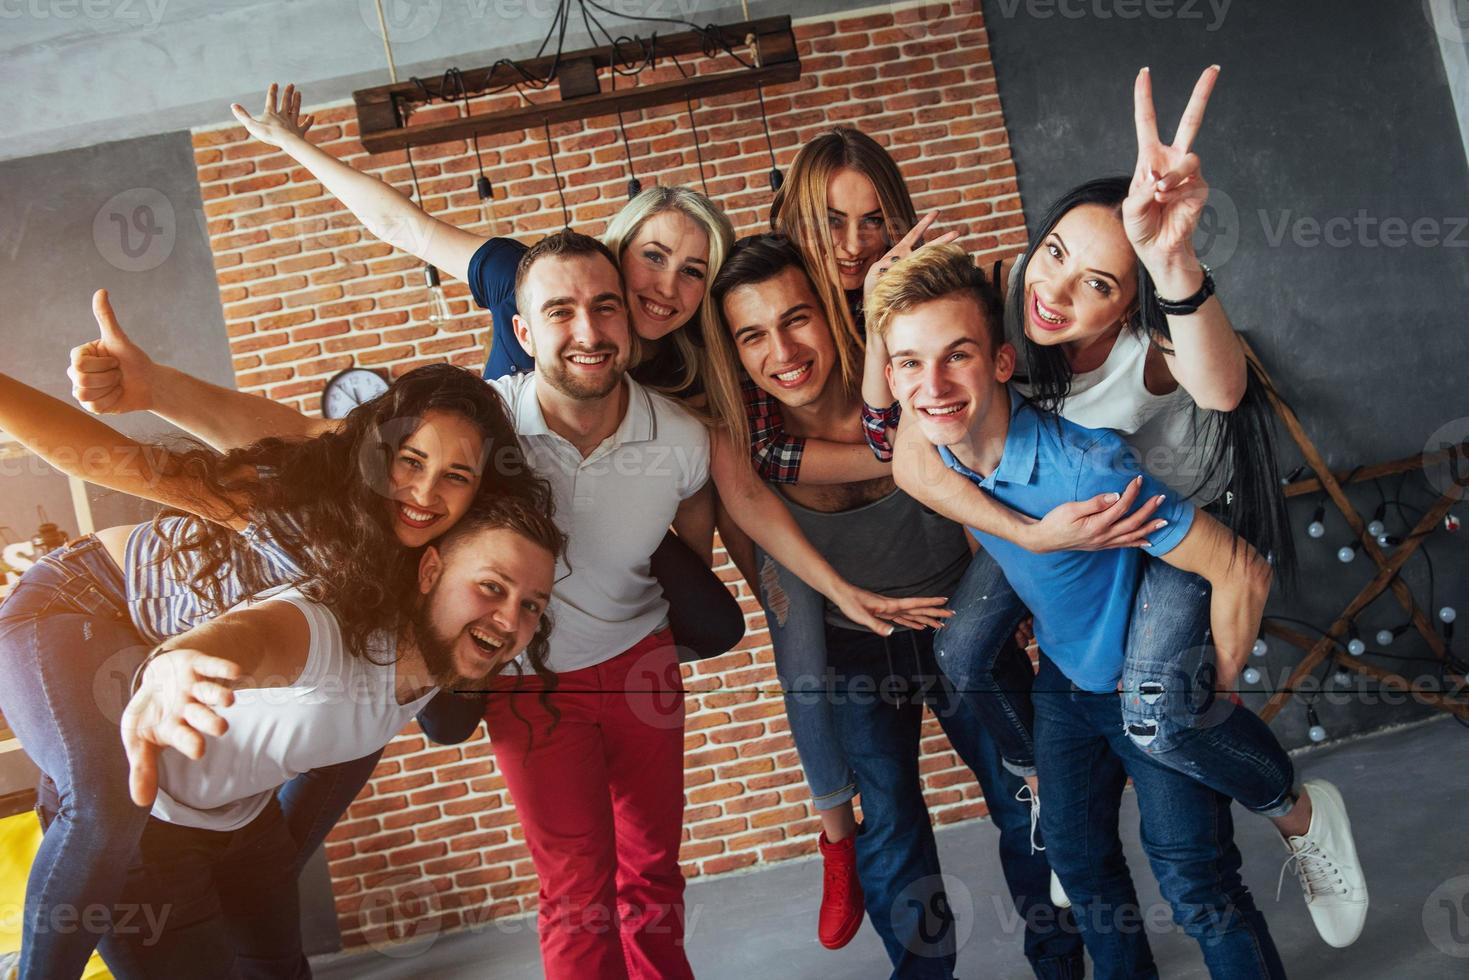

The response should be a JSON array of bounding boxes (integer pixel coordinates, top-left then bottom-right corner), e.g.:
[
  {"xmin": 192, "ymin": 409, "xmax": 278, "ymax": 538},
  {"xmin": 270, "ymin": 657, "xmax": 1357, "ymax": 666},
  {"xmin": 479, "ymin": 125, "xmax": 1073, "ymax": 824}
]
[
  {"xmin": 669, "ymin": 52, "xmax": 711, "ymax": 198},
  {"xmin": 541, "ymin": 118, "xmax": 571, "ymax": 228}
]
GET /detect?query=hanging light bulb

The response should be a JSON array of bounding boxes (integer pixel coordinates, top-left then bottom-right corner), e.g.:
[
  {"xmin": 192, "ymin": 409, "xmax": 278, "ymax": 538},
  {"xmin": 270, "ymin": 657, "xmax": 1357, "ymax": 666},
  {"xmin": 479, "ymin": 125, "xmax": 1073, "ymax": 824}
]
[
  {"xmin": 627, "ymin": 177, "xmax": 642, "ymax": 200},
  {"xmin": 1332, "ymin": 668, "xmax": 1351, "ymax": 687},
  {"xmin": 1346, "ymin": 623, "xmax": 1366, "ymax": 657},
  {"xmin": 1442, "ymin": 607, "xmax": 1457, "ymax": 644},
  {"xmin": 1306, "ymin": 705, "xmax": 1328, "ymax": 743},
  {"xmin": 1281, "ymin": 464, "xmax": 1306, "ymax": 485},
  {"xmin": 1376, "ymin": 532, "xmax": 1401, "ymax": 549},
  {"xmin": 1445, "ymin": 513, "xmax": 1461, "ymax": 533},
  {"xmin": 1376, "ymin": 623, "xmax": 1410, "ymax": 647},
  {"xmin": 1242, "ymin": 666, "xmax": 1262, "ymax": 685},
  {"xmin": 476, "ymin": 175, "xmax": 496, "ymax": 226},
  {"xmin": 1306, "ymin": 503, "xmax": 1326, "ymax": 539},
  {"xmin": 1336, "ymin": 540, "xmax": 1359, "ymax": 563},
  {"xmin": 423, "ymin": 264, "xmax": 450, "ymax": 328},
  {"xmin": 1366, "ymin": 503, "xmax": 1387, "ymax": 539},
  {"xmin": 1251, "ymin": 635, "xmax": 1269, "ymax": 657}
]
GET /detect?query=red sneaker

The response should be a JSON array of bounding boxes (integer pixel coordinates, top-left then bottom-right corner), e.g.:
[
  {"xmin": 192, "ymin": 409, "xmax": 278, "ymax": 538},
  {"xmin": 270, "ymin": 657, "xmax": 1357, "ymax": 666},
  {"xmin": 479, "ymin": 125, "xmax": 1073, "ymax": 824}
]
[{"xmin": 818, "ymin": 832, "xmax": 864, "ymax": 949}]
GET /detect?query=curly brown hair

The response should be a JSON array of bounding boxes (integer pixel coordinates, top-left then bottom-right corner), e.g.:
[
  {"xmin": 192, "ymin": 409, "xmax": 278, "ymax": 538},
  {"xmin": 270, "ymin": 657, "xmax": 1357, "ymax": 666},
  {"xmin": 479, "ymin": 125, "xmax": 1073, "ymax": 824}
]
[{"xmin": 150, "ymin": 363, "xmax": 554, "ymax": 661}]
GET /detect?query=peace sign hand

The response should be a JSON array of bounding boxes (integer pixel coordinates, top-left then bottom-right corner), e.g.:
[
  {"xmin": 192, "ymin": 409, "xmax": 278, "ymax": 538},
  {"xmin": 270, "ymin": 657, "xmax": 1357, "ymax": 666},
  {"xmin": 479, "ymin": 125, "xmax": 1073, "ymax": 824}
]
[
  {"xmin": 862, "ymin": 212, "xmax": 962, "ymax": 303},
  {"xmin": 1123, "ymin": 66, "xmax": 1219, "ymax": 277}
]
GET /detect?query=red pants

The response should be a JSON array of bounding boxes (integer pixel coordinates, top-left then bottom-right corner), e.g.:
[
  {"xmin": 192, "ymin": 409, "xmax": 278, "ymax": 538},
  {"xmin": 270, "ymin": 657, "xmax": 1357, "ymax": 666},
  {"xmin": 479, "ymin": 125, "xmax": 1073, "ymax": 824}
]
[{"xmin": 484, "ymin": 630, "xmax": 692, "ymax": 980}]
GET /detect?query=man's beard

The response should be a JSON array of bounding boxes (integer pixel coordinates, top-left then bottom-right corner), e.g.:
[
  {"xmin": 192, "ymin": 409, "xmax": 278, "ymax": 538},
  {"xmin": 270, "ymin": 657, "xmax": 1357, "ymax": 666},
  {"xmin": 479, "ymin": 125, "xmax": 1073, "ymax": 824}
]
[
  {"xmin": 408, "ymin": 601, "xmax": 463, "ymax": 689},
  {"xmin": 541, "ymin": 345, "xmax": 626, "ymax": 400}
]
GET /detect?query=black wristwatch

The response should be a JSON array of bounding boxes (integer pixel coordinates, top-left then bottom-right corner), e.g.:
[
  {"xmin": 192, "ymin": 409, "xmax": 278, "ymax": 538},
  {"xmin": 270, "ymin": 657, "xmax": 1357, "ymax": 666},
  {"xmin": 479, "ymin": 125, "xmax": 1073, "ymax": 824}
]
[{"xmin": 1154, "ymin": 264, "xmax": 1215, "ymax": 316}]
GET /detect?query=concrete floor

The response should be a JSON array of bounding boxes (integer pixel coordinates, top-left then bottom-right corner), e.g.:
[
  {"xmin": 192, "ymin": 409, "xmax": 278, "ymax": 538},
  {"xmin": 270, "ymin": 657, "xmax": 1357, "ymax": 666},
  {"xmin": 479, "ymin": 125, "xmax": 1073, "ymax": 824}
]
[{"xmin": 314, "ymin": 717, "xmax": 1469, "ymax": 979}]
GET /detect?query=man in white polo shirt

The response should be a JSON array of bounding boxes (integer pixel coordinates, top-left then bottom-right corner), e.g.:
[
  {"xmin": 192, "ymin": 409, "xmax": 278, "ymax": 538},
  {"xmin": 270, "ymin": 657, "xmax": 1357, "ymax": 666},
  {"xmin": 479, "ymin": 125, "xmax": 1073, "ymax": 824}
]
[{"xmin": 477, "ymin": 229, "xmax": 709, "ymax": 980}]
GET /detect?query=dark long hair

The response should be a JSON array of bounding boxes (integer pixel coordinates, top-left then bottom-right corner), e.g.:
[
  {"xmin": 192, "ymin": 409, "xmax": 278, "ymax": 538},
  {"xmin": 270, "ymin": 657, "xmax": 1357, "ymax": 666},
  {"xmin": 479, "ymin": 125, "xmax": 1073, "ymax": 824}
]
[
  {"xmin": 152, "ymin": 363, "xmax": 555, "ymax": 658},
  {"xmin": 1008, "ymin": 176, "xmax": 1295, "ymax": 580}
]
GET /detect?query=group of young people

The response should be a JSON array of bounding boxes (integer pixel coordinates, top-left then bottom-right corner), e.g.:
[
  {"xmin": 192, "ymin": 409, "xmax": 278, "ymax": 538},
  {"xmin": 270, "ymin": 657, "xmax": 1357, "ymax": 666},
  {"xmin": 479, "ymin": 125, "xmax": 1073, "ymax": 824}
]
[{"xmin": 0, "ymin": 65, "xmax": 1369, "ymax": 980}]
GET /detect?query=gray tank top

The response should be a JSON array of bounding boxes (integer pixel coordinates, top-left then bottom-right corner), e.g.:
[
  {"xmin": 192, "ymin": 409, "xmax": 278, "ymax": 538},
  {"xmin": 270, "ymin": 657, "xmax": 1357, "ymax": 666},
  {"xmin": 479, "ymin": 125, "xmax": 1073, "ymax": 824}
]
[{"xmin": 782, "ymin": 488, "xmax": 970, "ymax": 632}]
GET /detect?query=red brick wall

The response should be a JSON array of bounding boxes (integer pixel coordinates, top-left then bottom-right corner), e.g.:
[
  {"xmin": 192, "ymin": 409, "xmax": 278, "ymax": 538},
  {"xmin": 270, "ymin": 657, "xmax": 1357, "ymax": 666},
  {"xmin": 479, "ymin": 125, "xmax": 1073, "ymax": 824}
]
[{"xmin": 188, "ymin": 0, "xmax": 1025, "ymax": 951}]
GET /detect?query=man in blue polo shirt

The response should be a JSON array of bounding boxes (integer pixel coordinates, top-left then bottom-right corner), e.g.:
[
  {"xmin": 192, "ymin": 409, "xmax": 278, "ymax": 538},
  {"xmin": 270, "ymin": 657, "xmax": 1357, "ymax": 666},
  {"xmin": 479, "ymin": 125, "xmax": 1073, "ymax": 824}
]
[{"xmin": 866, "ymin": 245, "xmax": 1366, "ymax": 980}]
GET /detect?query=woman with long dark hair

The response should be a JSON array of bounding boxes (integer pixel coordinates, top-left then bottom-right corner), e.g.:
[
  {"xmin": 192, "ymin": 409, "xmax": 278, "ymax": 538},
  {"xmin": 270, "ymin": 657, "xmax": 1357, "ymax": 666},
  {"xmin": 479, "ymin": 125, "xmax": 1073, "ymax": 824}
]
[
  {"xmin": 0, "ymin": 303, "xmax": 554, "ymax": 979},
  {"xmin": 873, "ymin": 68, "xmax": 1364, "ymax": 950}
]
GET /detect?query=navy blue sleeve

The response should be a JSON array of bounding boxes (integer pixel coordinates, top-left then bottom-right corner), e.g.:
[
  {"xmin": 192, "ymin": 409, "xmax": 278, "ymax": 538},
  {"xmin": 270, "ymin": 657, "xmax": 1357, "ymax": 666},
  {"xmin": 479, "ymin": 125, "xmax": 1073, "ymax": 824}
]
[{"xmin": 467, "ymin": 237, "xmax": 535, "ymax": 381}]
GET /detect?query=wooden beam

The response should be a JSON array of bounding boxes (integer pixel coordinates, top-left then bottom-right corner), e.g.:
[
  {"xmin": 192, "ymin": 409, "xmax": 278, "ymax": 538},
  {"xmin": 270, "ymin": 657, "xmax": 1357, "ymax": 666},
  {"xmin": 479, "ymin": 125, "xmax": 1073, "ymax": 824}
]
[
  {"xmin": 359, "ymin": 62, "xmax": 799, "ymax": 153},
  {"xmin": 1282, "ymin": 440, "xmax": 1469, "ymax": 498},
  {"xmin": 354, "ymin": 17, "xmax": 800, "ymax": 153}
]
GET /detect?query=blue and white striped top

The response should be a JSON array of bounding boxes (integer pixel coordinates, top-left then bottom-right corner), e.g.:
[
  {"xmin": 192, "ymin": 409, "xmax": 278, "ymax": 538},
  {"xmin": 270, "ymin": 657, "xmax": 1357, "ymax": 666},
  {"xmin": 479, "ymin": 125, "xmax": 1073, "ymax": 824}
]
[{"xmin": 123, "ymin": 516, "xmax": 305, "ymax": 644}]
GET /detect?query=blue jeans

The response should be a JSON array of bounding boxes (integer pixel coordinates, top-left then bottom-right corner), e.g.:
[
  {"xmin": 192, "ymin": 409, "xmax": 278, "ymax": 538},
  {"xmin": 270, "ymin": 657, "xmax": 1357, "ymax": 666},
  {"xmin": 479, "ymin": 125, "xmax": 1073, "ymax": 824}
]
[
  {"xmin": 1032, "ymin": 654, "xmax": 1286, "ymax": 980},
  {"xmin": 87, "ymin": 798, "xmax": 310, "ymax": 979},
  {"xmin": 0, "ymin": 537, "xmax": 153, "ymax": 980},
  {"xmin": 754, "ymin": 546, "xmax": 857, "ymax": 810},
  {"xmin": 932, "ymin": 549, "xmax": 1034, "ymax": 775},
  {"xmin": 825, "ymin": 625, "xmax": 1084, "ymax": 980},
  {"xmin": 942, "ymin": 551, "xmax": 1296, "ymax": 816}
]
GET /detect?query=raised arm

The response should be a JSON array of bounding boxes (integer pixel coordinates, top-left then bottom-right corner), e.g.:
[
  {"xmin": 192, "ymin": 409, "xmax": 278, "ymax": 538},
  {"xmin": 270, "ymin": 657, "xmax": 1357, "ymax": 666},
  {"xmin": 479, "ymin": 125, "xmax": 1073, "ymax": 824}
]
[
  {"xmin": 891, "ymin": 414, "xmax": 1166, "ymax": 553},
  {"xmin": 122, "ymin": 597, "xmax": 312, "ymax": 805},
  {"xmin": 1154, "ymin": 509, "xmax": 1273, "ymax": 693},
  {"xmin": 68, "ymin": 290, "xmax": 333, "ymax": 450},
  {"xmin": 232, "ymin": 84, "xmax": 485, "ymax": 282},
  {"xmin": 1124, "ymin": 66, "xmax": 1246, "ymax": 411},
  {"xmin": 671, "ymin": 481, "xmax": 717, "ymax": 567},
  {"xmin": 711, "ymin": 430, "xmax": 951, "ymax": 635},
  {"xmin": 0, "ymin": 370, "xmax": 249, "ymax": 527}
]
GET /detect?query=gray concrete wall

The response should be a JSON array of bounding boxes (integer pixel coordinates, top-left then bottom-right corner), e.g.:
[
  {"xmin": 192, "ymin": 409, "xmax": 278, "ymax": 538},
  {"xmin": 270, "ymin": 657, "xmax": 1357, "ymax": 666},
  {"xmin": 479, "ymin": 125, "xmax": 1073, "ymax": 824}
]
[{"xmin": 0, "ymin": 0, "xmax": 886, "ymax": 162}]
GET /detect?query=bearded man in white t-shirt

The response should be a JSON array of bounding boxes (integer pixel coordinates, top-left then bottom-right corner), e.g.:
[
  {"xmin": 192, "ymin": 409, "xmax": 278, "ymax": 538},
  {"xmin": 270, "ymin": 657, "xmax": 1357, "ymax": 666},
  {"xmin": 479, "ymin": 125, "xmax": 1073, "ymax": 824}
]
[{"xmin": 114, "ymin": 496, "xmax": 561, "ymax": 978}]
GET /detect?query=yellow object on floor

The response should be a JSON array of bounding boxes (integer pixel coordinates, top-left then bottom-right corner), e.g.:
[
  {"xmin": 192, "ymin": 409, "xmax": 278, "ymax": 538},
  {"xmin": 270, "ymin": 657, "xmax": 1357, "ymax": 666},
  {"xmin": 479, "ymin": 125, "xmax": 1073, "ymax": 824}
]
[{"xmin": 0, "ymin": 811, "xmax": 112, "ymax": 978}]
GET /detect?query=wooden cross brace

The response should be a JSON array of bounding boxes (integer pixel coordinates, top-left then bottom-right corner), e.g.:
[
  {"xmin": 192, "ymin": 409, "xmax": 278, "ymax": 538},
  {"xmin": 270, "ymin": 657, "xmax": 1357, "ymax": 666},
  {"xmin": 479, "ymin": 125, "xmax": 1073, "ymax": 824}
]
[{"xmin": 1239, "ymin": 338, "xmax": 1467, "ymax": 722}]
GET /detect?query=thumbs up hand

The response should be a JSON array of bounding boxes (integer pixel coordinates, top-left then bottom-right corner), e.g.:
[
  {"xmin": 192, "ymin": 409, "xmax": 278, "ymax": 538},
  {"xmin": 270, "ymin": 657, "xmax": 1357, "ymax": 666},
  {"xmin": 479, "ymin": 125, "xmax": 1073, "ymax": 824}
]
[{"xmin": 69, "ymin": 289, "xmax": 156, "ymax": 414}]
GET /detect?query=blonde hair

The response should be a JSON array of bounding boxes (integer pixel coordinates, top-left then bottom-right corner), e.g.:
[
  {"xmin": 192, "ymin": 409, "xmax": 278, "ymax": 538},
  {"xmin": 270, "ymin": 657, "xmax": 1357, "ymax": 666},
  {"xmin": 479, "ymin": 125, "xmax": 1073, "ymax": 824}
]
[
  {"xmin": 770, "ymin": 127, "xmax": 919, "ymax": 381},
  {"xmin": 867, "ymin": 244, "xmax": 1004, "ymax": 350},
  {"xmin": 602, "ymin": 185, "xmax": 735, "ymax": 398}
]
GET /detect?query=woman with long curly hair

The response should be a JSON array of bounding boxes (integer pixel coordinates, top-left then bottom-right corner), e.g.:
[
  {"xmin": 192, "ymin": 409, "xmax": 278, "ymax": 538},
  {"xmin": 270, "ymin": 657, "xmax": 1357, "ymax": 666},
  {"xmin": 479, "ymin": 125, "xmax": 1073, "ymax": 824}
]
[{"xmin": 0, "ymin": 300, "xmax": 553, "ymax": 979}]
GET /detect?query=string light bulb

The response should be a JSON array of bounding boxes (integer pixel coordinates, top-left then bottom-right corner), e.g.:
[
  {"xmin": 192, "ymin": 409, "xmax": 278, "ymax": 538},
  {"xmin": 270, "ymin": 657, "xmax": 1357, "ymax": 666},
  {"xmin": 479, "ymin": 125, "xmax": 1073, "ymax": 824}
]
[
  {"xmin": 1306, "ymin": 705, "xmax": 1327, "ymax": 743},
  {"xmin": 1306, "ymin": 504, "xmax": 1326, "ymax": 539},
  {"xmin": 423, "ymin": 264, "xmax": 450, "ymax": 328},
  {"xmin": 1251, "ymin": 635, "xmax": 1269, "ymax": 657},
  {"xmin": 1242, "ymin": 666, "xmax": 1262, "ymax": 685},
  {"xmin": 1337, "ymin": 540, "xmax": 1359, "ymax": 563},
  {"xmin": 1366, "ymin": 503, "xmax": 1387, "ymax": 539},
  {"xmin": 1375, "ymin": 623, "xmax": 1410, "ymax": 647},
  {"xmin": 1346, "ymin": 624, "xmax": 1366, "ymax": 657}
]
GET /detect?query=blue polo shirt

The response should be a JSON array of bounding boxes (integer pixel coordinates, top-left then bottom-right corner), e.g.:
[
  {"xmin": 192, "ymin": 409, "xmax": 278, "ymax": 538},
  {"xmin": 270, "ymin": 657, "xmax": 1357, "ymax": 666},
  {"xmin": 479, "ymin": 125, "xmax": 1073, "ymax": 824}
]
[
  {"xmin": 467, "ymin": 237, "xmax": 536, "ymax": 380},
  {"xmin": 939, "ymin": 389, "xmax": 1195, "ymax": 692}
]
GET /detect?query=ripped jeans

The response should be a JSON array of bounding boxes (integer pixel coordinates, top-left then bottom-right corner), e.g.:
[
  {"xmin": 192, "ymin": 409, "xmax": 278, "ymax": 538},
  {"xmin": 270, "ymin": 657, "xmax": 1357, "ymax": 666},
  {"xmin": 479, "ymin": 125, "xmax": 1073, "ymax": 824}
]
[{"xmin": 941, "ymin": 549, "xmax": 1297, "ymax": 818}]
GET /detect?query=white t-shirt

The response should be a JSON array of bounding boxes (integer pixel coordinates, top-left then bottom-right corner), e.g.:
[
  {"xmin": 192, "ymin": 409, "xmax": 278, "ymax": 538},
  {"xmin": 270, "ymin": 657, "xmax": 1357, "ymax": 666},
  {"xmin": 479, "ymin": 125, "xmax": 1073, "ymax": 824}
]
[
  {"xmin": 1011, "ymin": 318, "xmax": 1226, "ymax": 503},
  {"xmin": 152, "ymin": 588, "xmax": 437, "ymax": 831},
  {"xmin": 487, "ymin": 372, "xmax": 711, "ymax": 672}
]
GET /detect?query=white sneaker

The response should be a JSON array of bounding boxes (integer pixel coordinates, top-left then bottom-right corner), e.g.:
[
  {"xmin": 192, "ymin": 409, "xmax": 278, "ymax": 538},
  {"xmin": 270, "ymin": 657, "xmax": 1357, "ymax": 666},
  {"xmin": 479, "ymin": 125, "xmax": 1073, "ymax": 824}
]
[
  {"xmin": 1015, "ymin": 784, "xmax": 1043, "ymax": 853},
  {"xmin": 1016, "ymin": 785, "xmax": 1072, "ymax": 909},
  {"xmin": 1050, "ymin": 871, "xmax": 1072, "ymax": 909},
  {"xmin": 1277, "ymin": 779, "xmax": 1368, "ymax": 948},
  {"xmin": 0, "ymin": 949, "xmax": 18, "ymax": 980}
]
